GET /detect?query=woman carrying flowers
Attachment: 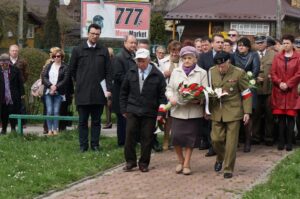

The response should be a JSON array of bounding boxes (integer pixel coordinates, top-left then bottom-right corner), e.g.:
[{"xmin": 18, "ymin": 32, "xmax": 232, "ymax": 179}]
[{"xmin": 165, "ymin": 46, "xmax": 208, "ymax": 175}]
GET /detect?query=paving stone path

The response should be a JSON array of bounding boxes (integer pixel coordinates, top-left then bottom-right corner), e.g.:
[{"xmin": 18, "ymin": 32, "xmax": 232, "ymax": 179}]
[{"xmin": 41, "ymin": 145, "xmax": 289, "ymax": 199}]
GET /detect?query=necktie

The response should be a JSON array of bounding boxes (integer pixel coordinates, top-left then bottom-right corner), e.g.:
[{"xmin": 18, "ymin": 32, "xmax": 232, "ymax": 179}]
[
  {"xmin": 260, "ymin": 51, "xmax": 264, "ymax": 58},
  {"xmin": 141, "ymin": 71, "xmax": 144, "ymax": 80}
]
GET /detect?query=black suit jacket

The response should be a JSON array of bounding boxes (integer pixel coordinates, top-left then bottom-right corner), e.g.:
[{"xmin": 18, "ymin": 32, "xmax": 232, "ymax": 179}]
[{"xmin": 198, "ymin": 51, "xmax": 214, "ymax": 71}]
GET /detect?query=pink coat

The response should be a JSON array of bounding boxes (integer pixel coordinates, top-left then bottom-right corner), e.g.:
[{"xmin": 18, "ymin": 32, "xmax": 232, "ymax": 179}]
[{"xmin": 271, "ymin": 50, "xmax": 300, "ymax": 110}]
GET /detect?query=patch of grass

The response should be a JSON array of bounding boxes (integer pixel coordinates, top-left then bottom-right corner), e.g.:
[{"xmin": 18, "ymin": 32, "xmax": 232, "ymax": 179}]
[
  {"xmin": 0, "ymin": 131, "xmax": 124, "ymax": 199},
  {"xmin": 243, "ymin": 149, "xmax": 300, "ymax": 199}
]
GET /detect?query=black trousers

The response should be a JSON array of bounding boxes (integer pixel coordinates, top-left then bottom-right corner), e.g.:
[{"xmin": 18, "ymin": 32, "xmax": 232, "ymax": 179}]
[
  {"xmin": 77, "ymin": 105, "xmax": 104, "ymax": 149},
  {"xmin": 124, "ymin": 113, "xmax": 155, "ymax": 167},
  {"xmin": 116, "ymin": 113, "xmax": 126, "ymax": 146},
  {"xmin": 1, "ymin": 103, "xmax": 18, "ymax": 132}
]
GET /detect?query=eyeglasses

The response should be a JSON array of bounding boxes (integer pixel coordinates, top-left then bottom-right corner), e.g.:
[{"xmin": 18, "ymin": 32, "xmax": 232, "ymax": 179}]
[
  {"xmin": 52, "ymin": 55, "xmax": 61, "ymax": 59},
  {"xmin": 89, "ymin": 32, "xmax": 101, "ymax": 36},
  {"xmin": 228, "ymin": 34, "xmax": 237, "ymax": 37}
]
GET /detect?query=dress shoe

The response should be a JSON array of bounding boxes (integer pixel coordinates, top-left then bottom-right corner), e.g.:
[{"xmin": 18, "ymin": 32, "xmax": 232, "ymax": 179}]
[
  {"xmin": 123, "ymin": 164, "xmax": 137, "ymax": 172},
  {"xmin": 277, "ymin": 144, "xmax": 284, "ymax": 151},
  {"xmin": 91, "ymin": 146, "xmax": 100, "ymax": 151},
  {"xmin": 286, "ymin": 144, "xmax": 293, "ymax": 151},
  {"xmin": 182, "ymin": 167, "xmax": 191, "ymax": 175},
  {"xmin": 139, "ymin": 166, "xmax": 149, "ymax": 172},
  {"xmin": 80, "ymin": 147, "xmax": 88, "ymax": 153},
  {"xmin": 199, "ymin": 141, "xmax": 209, "ymax": 150},
  {"xmin": 205, "ymin": 148, "xmax": 216, "ymax": 157},
  {"xmin": 152, "ymin": 143, "xmax": 163, "ymax": 152},
  {"xmin": 224, "ymin": 173, "xmax": 233, "ymax": 179},
  {"xmin": 214, "ymin": 161, "xmax": 223, "ymax": 172},
  {"xmin": 243, "ymin": 143, "xmax": 251, "ymax": 153},
  {"xmin": 175, "ymin": 164, "xmax": 183, "ymax": 174},
  {"xmin": 103, "ymin": 123, "xmax": 112, "ymax": 129}
]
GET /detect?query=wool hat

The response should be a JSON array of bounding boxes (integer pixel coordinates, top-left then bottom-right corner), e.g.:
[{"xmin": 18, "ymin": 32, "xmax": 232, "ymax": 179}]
[
  {"xmin": 0, "ymin": 53, "xmax": 10, "ymax": 64},
  {"xmin": 214, "ymin": 51, "xmax": 230, "ymax": 65},
  {"xmin": 179, "ymin": 46, "xmax": 198, "ymax": 57},
  {"xmin": 135, "ymin": 48, "xmax": 150, "ymax": 59}
]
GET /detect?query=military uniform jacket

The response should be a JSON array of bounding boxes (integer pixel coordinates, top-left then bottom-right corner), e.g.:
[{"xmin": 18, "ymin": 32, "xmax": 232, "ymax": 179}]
[
  {"xmin": 209, "ymin": 64, "xmax": 252, "ymax": 122},
  {"xmin": 257, "ymin": 49, "xmax": 276, "ymax": 95}
]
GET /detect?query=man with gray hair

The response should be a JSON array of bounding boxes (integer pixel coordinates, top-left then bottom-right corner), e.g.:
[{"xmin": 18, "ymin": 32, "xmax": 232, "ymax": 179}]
[{"xmin": 120, "ymin": 48, "xmax": 167, "ymax": 172}]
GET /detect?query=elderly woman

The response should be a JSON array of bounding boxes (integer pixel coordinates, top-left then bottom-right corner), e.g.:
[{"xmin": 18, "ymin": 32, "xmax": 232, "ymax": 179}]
[
  {"xmin": 42, "ymin": 48, "xmax": 69, "ymax": 136},
  {"xmin": 232, "ymin": 37, "xmax": 260, "ymax": 152},
  {"xmin": 271, "ymin": 34, "xmax": 300, "ymax": 151},
  {"xmin": 166, "ymin": 46, "xmax": 208, "ymax": 175}
]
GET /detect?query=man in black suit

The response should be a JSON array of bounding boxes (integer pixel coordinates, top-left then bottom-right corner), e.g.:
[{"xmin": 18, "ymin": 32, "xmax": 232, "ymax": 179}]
[
  {"xmin": 197, "ymin": 34, "xmax": 225, "ymax": 156},
  {"xmin": 112, "ymin": 35, "xmax": 137, "ymax": 147},
  {"xmin": 70, "ymin": 23, "xmax": 112, "ymax": 152},
  {"xmin": 0, "ymin": 53, "xmax": 24, "ymax": 134}
]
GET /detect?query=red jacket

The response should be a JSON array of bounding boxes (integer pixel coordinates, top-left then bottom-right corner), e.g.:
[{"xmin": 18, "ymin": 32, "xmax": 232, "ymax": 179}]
[{"xmin": 271, "ymin": 50, "xmax": 300, "ymax": 110}]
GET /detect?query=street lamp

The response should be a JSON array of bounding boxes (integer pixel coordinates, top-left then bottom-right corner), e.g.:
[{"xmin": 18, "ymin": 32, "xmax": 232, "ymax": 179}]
[{"xmin": 176, "ymin": 25, "xmax": 185, "ymax": 42}]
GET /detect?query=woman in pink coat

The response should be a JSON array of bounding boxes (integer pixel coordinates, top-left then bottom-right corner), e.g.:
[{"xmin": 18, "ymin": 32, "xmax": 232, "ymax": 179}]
[{"xmin": 271, "ymin": 34, "xmax": 300, "ymax": 151}]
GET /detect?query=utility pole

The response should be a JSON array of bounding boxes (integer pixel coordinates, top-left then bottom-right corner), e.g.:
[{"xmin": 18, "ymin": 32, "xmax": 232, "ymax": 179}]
[
  {"xmin": 18, "ymin": 0, "xmax": 24, "ymax": 48},
  {"xmin": 276, "ymin": 0, "xmax": 282, "ymax": 39}
]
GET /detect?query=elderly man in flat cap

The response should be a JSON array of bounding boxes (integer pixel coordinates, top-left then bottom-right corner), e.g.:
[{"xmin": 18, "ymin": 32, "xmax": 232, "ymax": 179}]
[
  {"xmin": 0, "ymin": 53, "xmax": 24, "ymax": 135},
  {"xmin": 209, "ymin": 51, "xmax": 252, "ymax": 178},
  {"xmin": 252, "ymin": 35, "xmax": 276, "ymax": 146},
  {"xmin": 120, "ymin": 48, "xmax": 167, "ymax": 172}
]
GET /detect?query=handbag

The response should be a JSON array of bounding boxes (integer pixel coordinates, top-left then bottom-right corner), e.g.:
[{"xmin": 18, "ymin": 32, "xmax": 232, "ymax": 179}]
[{"xmin": 31, "ymin": 79, "xmax": 44, "ymax": 97}]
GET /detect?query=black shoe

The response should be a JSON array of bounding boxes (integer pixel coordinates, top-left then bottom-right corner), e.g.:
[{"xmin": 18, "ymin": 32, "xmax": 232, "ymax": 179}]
[
  {"xmin": 152, "ymin": 143, "xmax": 163, "ymax": 152},
  {"xmin": 243, "ymin": 143, "xmax": 251, "ymax": 153},
  {"xmin": 214, "ymin": 161, "xmax": 223, "ymax": 172},
  {"xmin": 123, "ymin": 163, "xmax": 137, "ymax": 172},
  {"xmin": 103, "ymin": 123, "xmax": 112, "ymax": 129},
  {"xmin": 277, "ymin": 145, "xmax": 284, "ymax": 150},
  {"xmin": 286, "ymin": 144, "xmax": 293, "ymax": 151},
  {"xmin": 251, "ymin": 140, "xmax": 260, "ymax": 145},
  {"xmin": 205, "ymin": 148, "xmax": 216, "ymax": 157},
  {"xmin": 199, "ymin": 141, "xmax": 209, "ymax": 150},
  {"xmin": 80, "ymin": 147, "xmax": 88, "ymax": 153},
  {"xmin": 91, "ymin": 146, "xmax": 100, "ymax": 151},
  {"xmin": 265, "ymin": 141, "xmax": 274, "ymax": 146},
  {"xmin": 224, "ymin": 173, "xmax": 233, "ymax": 179},
  {"xmin": 139, "ymin": 165, "xmax": 149, "ymax": 172},
  {"xmin": 0, "ymin": 130, "xmax": 6, "ymax": 135}
]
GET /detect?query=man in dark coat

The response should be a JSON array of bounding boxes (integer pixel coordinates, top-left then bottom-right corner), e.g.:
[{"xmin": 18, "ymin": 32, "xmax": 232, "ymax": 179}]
[
  {"xmin": 69, "ymin": 23, "xmax": 112, "ymax": 152},
  {"xmin": 112, "ymin": 35, "xmax": 137, "ymax": 146},
  {"xmin": 197, "ymin": 34, "xmax": 225, "ymax": 156},
  {"xmin": 120, "ymin": 48, "xmax": 167, "ymax": 172},
  {"xmin": 0, "ymin": 53, "xmax": 24, "ymax": 134}
]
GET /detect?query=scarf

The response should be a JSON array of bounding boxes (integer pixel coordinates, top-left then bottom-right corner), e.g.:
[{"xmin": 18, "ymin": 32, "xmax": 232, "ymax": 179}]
[
  {"xmin": 182, "ymin": 64, "xmax": 196, "ymax": 76},
  {"xmin": 3, "ymin": 69, "xmax": 13, "ymax": 105}
]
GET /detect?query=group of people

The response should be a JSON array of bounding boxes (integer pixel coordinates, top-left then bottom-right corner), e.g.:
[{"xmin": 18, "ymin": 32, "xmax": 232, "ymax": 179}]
[{"xmin": 1, "ymin": 23, "xmax": 300, "ymax": 179}]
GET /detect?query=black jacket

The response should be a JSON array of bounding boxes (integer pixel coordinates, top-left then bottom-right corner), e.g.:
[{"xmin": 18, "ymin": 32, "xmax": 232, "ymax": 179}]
[
  {"xmin": 198, "ymin": 50, "xmax": 235, "ymax": 72},
  {"xmin": 112, "ymin": 47, "xmax": 136, "ymax": 113},
  {"xmin": 69, "ymin": 41, "xmax": 112, "ymax": 105},
  {"xmin": 0, "ymin": 65, "xmax": 25, "ymax": 110},
  {"xmin": 42, "ymin": 62, "xmax": 70, "ymax": 95},
  {"xmin": 232, "ymin": 51, "xmax": 260, "ymax": 77},
  {"xmin": 120, "ymin": 63, "xmax": 167, "ymax": 117}
]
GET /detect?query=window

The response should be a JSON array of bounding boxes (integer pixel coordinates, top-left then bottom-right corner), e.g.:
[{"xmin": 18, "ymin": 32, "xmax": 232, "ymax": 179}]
[
  {"xmin": 26, "ymin": 24, "xmax": 34, "ymax": 39},
  {"xmin": 230, "ymin": 22, "xmax": 270, "ymax": 36}
]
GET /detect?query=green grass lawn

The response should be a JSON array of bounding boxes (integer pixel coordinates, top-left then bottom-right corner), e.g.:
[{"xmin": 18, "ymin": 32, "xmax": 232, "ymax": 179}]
[
  {"xmin": 0, "ymin": 131, "xmax": 124, "ymax": 199},
  {"xmin": 243, "ymin": 148, "xmax": 300, "ymax": 199}
]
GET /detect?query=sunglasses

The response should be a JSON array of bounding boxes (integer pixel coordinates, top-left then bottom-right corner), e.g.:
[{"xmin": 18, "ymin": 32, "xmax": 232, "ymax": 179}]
[
  {"xmin": 228, "ymin": 34, "xmax": 237, "ymax": 37},
  {"xmin": 52, "ymin": 55, "xmax": 61, "ymax": 59}
]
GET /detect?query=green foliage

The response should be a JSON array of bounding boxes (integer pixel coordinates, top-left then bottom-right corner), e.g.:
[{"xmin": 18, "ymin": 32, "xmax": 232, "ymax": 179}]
[
  {"xmin": 19, "ymin": 48, "xmax": 49, "ymax": 114},
  {"xmin": 0, "ymin": 131, "xmax": 124, "ymax": 198},
  {"xmin": 150, "ymin": 12, "xmax": 167, "ymax": 45},
  {"xmin": 243, "ymin": 149, "xmax": 300, "ymax": 199},
  {"xmin": 43, "ymin": 0, "xmax": 61, "ymax": 48}
]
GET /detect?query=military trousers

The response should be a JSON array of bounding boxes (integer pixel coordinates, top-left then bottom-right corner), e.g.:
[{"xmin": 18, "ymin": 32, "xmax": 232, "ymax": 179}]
[
  {"xmin": 211, "ymin": 120, "xmax": 240, "ymax": 173},
  {"xmin": 252, "ymin": 95, "xmax": 274, "ymax": 143}
]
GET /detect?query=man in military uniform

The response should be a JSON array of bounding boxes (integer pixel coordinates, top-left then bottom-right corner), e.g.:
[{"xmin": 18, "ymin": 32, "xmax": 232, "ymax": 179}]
[
  {"xmin": 209, "ymin": 52, "xmax": 252, "ymax": 178},
  {"xmin": 252, "ymin": 35, "xmax": 276, "ymax": 145}
]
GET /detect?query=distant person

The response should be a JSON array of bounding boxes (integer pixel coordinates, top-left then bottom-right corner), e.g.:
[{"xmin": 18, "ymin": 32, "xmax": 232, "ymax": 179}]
[
  {"xmin": 153, "ymin": 45, "xmax": 166, "ymax": 68},
  {"xmin": 70, "ymin": 23, "xmax": 112, "ymax": 152},
  {"xmin": 42, "ymin": 48, "xmax": 69, "ymax": 136},
  {"xmin": 271, "ymin": 34, "xmax": 300, "ymax": 151},
  {"xmin": 9, "ymin": 44, "xmax": 28, "ymax": 127},
  {"xmin": 228, "ymin": 29, "xmax": 239, "ymax": 52},
  {"xmin": 200, "ymin": 36, "xmax": 212, "ymax": 53},
  {"xmin": 194, "ymin": 38, "xmax": 202, "ymax": 53},
  {"xmin": 223, "ymin": 39, "xmax": 233, "ymax": 53},
  {"xmin": 112, "ymin": 35, "xmax": 137, "ymax": 147},
  {"xmin": 0, "ymin": 53, "xmax": 24, "ymax": 134},
  {"xmin": 120, "ymin": 48, "xmax": 167, "ymax": 172}
]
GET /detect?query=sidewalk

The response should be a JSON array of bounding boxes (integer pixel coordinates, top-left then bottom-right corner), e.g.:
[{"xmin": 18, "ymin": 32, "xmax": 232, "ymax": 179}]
[{"xmin": 41, "ymin": 145, "xmax": 289, "ymax": 199}]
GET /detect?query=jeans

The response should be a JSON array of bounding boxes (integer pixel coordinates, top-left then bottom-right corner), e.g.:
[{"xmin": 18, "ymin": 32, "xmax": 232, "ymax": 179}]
[{"xmin": 45, "ymin": 94, "xmax": 63, "ymax": 131}]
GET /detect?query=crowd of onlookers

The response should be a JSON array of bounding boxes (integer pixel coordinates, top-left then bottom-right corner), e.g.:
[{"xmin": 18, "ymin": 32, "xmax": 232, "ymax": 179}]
[{"xmin": 1, "ymin": 23, "xmax": 300, "ymax": 178}]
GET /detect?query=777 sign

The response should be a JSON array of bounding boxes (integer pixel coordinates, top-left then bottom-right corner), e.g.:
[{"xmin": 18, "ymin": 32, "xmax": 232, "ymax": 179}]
[{"xmin": 81, "ymin": 1, "xmax": 151, "ymax": 39}]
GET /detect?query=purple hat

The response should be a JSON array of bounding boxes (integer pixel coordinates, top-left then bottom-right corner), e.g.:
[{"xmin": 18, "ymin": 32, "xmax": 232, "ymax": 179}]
[{"xmin": 179, "ymin": 46, "xmax": 198, "ymax": 57}]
